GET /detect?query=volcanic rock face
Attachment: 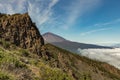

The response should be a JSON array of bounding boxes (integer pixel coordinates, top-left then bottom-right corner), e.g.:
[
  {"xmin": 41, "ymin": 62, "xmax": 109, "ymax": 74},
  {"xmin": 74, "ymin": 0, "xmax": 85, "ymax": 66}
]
[{"xmin": 0, "ymin": 13, "xmax": 44, "ymax": 55}]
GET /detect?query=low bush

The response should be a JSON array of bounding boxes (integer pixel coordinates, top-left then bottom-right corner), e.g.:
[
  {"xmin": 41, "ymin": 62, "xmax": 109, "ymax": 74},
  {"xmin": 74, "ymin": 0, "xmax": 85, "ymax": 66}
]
[
  {"xmin": 19, "ymin": 49, "xmax": 29, "ymax": 57},
  {"xmin": 15, "ymin": 60, "xmax": 27, "ymax": 68},
  {"xmin": 0, "ymin": 40, "xmax": 10, "ymax": 48},
  {"xmin": 0, "ymin": 72, "xmax": 13, "ymax": 80}
]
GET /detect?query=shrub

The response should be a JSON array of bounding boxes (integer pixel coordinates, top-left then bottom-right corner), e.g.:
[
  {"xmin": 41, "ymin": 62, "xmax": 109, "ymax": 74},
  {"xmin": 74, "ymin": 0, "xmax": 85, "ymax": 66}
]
[
  {"xmin": 40, "ymin": 66, "xmax": 73, "ymax": 80},
  {"xmin": 0, "ymin": 72, "xmax": 13, "ymax": 80},
  {"xmin": 15, "ymin": 61, "xmax": 27, "ymax": 68},
  {"xmin": 19, "ymin": 49, "xmax": 29, "ymax": 57},
  {"xmin": 1, "ymin": 40, "xmax": 10, "ymax": 48},
  {"xmin": 0, "ymin": 52, "xmax": 4, "ymax": 59}
]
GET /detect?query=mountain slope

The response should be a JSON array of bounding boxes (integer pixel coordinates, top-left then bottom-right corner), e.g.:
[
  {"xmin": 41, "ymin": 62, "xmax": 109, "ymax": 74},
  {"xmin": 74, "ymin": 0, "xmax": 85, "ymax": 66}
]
[
  {"xmin": 0, "ymin": 40, "xmax": 120, "ymax": 80},
  {"xmin": 43, "ymin": 32, "xmax": 66, "ymax": 43},
  {"xmin": 0, "ymin": 13, "xmax": 120, "ymax": 80},
  {"xmin": 0, "ymin": 40, "xmax": 72, "ymax": 80},
  {"xmin": 43, "ymin": 44, "xmax": 120, "ymax": 80},
  {"xmin": 43, "ymin": 32, "xmax": 112, "ymax": 53}
]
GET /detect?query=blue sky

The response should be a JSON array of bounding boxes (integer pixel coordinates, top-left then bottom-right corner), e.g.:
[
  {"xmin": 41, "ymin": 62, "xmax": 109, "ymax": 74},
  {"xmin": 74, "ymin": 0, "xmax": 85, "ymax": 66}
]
[{"xmin": 0, "ymin": 0, "xmax": 120, "ymax": 44}]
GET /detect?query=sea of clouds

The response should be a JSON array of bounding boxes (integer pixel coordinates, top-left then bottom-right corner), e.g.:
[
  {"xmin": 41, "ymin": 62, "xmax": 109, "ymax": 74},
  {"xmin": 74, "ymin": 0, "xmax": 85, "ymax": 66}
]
[{"xmin": 78, "ymin": 48, "xmax": 120, "ymax": 69}]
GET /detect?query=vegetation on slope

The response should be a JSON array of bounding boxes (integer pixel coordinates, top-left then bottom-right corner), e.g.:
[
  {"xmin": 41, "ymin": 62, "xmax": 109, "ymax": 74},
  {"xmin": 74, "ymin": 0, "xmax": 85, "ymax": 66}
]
[
  {"xmin": 0, "ymin": 39, "xmax": 120, "ymax": 80},
  {"xmin": 0, "ymin": 40, "xmax": 72, "ymax": 80}
]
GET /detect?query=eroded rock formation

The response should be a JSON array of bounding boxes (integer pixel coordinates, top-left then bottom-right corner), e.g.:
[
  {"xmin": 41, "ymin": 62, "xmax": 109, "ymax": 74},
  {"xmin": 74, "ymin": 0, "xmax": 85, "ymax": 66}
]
[{"xmin": 0, "ymin": 13, "xmax": 44, "ymax": 55}]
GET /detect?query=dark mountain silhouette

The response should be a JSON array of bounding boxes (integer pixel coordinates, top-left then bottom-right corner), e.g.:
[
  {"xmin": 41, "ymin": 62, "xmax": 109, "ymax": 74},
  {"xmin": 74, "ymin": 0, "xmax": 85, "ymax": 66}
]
[
  {"xmin": 112, "ymin": 44, "xmax": 120, "ymax": 48},
  {"xmin": 0, "ymin": 13, "xmax": 120, "ymax": 80},
  {"xmin": 43, "ymin": 32, "xmax": 112, "ymax": 53}
]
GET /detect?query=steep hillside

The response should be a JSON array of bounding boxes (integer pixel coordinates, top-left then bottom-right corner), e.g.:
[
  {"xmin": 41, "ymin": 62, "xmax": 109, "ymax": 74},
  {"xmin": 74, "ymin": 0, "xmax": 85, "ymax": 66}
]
[
  {"xmin": 43, "ymin": 32, "xmax": 112, "ymax": 53},
  {"xmin": 0, "ymin": 40, "xmax": 72, "ymax": 80},
  {"xmin": 0, "ymin": 13, "xmax": 44, "ymax": 55},
  {"xmin": 0, "ymin": 13, "xmax": 120, "ymax": 80}
]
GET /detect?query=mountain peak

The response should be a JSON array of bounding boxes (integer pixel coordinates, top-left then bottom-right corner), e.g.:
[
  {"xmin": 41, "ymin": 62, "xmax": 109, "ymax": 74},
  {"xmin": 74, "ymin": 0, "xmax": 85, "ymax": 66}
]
[
  {"xmin": 43, "ymin": 32, "xmax": 54, "ymax": 35},
  {"xmin": 43, "ymin": 32, "xmax": 66, "ymax": 43}
]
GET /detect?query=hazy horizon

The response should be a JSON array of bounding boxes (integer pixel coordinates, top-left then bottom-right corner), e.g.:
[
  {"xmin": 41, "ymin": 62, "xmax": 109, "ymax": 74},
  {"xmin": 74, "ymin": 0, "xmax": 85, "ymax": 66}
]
[{"xmin": 42, "ymin": 32, "xmax": 120, "ymax": 46}]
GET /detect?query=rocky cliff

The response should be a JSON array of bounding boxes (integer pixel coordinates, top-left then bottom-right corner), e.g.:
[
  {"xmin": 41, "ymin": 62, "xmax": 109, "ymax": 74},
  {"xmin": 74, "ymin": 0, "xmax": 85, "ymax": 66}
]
[{"xmin": 0, "ymin": 13, "xmax": 44, "ymax": 55}]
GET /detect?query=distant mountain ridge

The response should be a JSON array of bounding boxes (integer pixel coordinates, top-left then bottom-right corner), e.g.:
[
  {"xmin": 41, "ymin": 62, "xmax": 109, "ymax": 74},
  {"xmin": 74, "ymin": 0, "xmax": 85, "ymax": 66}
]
[
  {"xmin": 112, "ymin": 44, "xmax": 120, "ymax": 48},
  {"xmin": 100, "ymin": 43, "xmax": 120, "ymax": 48},
  {"xmin": 43, "ymin": 32, "xmax": 112, "ymax": 53}
]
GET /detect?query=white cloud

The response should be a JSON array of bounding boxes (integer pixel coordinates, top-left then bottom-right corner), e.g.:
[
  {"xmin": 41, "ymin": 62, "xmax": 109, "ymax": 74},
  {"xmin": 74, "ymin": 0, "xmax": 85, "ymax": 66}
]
[
  {"xmin": 88, "ymin": 18, "xmax": 120, "ymax": 28},
  {"xmin": 0, "ymin": 0, "xmax": 59, "ymax": 30},
  {"xmin": 80, "ymin": 18, "xmax": 120, "ymax": 36},
  {"xmin": 0, "ymin": 0, "xmax": 27, "ymax": 14},
  {"xmin": 28, "ymin": 0, "xmax": 59, "ymax": 27},
  {"xmin": 80, "ymin": 28, "xmax": 112, "ymax": 36},
  {"xmin": 62, "ymin": 0, "xmax": 102, "ymax": 29},
  {"xmin": 78, "ymin": 48, "xmax": 120, "ymax": 69}
]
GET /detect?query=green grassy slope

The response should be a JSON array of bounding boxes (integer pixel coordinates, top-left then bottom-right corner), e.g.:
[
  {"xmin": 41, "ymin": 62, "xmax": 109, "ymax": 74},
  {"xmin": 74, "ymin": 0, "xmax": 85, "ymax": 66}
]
[{"xmin": 0, "ymin": 40, "xmax": 72, "ymax": 80}]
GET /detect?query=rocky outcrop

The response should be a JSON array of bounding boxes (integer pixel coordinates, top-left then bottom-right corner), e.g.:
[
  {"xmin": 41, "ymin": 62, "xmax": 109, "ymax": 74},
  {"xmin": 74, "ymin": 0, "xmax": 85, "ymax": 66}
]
[{"xmin": 0, "ymin": 13, "xmax": 44, "ymax": 55}]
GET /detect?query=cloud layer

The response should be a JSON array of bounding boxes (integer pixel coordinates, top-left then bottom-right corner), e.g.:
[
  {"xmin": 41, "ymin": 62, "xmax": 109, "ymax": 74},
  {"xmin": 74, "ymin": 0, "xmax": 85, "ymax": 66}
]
[
  {"xmin": 0, "ymin": 0, "xmax": 59, "ymax": 31},
  {"xmin": 78, "ymin": 48, "xmax": 120, "ymax": 69},
  {"xmin": 80, "ymin": 18, "xmax": 120, "ymax": 36},
  {"xmin": 80, "ymin": 28, "xmax": 112, "ymax": 36}
]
